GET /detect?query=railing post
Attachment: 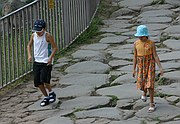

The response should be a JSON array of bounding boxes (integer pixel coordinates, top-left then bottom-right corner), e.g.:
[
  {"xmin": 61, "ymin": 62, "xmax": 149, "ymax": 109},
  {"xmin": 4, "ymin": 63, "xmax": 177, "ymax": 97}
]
[{"xmin": 0, "ymin": 21, "xmax": 2, "ymax": 87}]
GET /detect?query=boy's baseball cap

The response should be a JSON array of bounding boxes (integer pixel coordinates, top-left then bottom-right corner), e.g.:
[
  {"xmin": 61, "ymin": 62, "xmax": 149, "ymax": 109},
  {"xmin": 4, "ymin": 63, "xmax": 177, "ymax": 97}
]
[{"xmin": 32, "ymin": 19, "xmax": 46, "ymax": 32}]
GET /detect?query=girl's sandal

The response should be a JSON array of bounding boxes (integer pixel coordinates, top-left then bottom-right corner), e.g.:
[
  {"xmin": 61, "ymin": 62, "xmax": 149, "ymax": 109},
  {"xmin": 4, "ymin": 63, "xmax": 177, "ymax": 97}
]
[
  {"xmin": 148, "ymin": 103, "xmax": 156, "ymax": 113},
  {"xmin": 141, "ymin": 95, "xmax": 147, "ymax": 102}
]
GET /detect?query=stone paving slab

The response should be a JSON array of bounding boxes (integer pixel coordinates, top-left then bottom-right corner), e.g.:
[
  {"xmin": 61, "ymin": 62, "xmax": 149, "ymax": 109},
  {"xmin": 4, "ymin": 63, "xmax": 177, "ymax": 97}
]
[
  {"xmin": 115, "ymin": 16, "xmax": 134, "ymax": 20},
  {"xmin": 75, "ymin": 118, "xmax": 97, "ymax": 124},
  {"xmin": 99, "ymin": 36, "xmax": 128, "ymax": 44},
  {"xmin": 74, "ymin": 107, "xmax": 123, "ymax": 120},
  {"xmin": 111, "ymin": 50, "xmax": 133, "ymax": 59},
  {"xmin": 159, "ymin": 61, "xmax": 180, "ymax": 71},
  {"xmin": 107, "ymin": 47, "xmax": 132, "ymax": 54},
  {"xmin": 166, "ymin": 96, "xmax": 179, "ymax": 103},
  {"xmin": 133, "ymin": 97, "xmax": 169, "ymax": 110},
  {"xmin": 97, "ymin": 83, "xmax": 141, "ymax": 100},
  {"xmin": 53, "ymin": 85, "xmax": 94, "ymax": 98},
  {"xmin": 144, "ymin": 24, "xmax": 169, "ymax": 31},
  {"xmin": 163, "ymin": 25, "xmax": 180, "ymax": 34},
  {"xmin": 40, "ymin": 116, "xmax": 73, "ymax": 124},
  {"xmin": 163, "ymin": 71, "xmax": 180, "ymax": 80},
  {"xmin": 110, "ymin": 8, "xmax": 134, "ymax": 18},
  {"xmin": 158, "ymin": 51, "xmax": 180, "ymax": 61},
  {"xmin": 164, "ymin": 39, "xmax": 180, "ymax": 50},
  {"xmin": 116, "ymin": 99, "xmax": 134, "ymax": 109},
  {"xmin": 117, "ymin": 64, "xmax": 133, "ymax": 73},
  {"xmin": 108, "ymin": 60, "xmax": 132, "ymax": 68},
  {"xmin": 102, "ymin": 20, "xmax": 129, "ymax": 25},
  {"xmin": 135, "ymin": 103, "xmax": 180, "ymax": 121},
  {"xmin": 65, "ymin": 61, "xmax": 110, "ymax": 74},
  {"xmin": 142, "ymin": 4, "xmax": 174, "ymax": 12},
  {"xmin": 60, "ymin": 73, "xmax": 109, "ymax": 87},
  {"xmin": 139, "ymin": 9, "xmax": 174, "ymax": 18},
  {"xmin": 137, "ymin": 16, "xmax": 172, "ymax": 23},
  {"xmin": 60, "ymin": 96, "xmax": 111, "ymax": 110},
  {"xmin": 163, "ymin": 121, "xmax": 180, "ymax": 124},
  {"xmin": 158, "ymin": 83, "xmax": 180, "ymax": 96},
  {"xmin": 27, "ymin": 99, "xmax": 59, "ymax": 111},
  {"xmin": 120, "ymin": 0, "xmax": 154, "ymax": 7},
  {"xmin": 166, "ymin": 0, "xmax": 180, "ymax": 6},
  {"xmin": 72, "ymin": 50, "xmax": 105, "ymax": 61},
  {"xmin": 80, "ymin": 43, "xmax": 109, "ymax": 50},
  {"xmin": 100, "ymin": 27, "xmax": 129, "ymax": 33},
  {"xmin": 109, "ymin": 120, "xmax": 145, "ymax": 124},
  {"xmin": 112, "ymin": 73, "xmax": 135, "ymax": 84},
  {"xmin": 16, "ymin": 110, "xmax": 59, "ymax": 123}
]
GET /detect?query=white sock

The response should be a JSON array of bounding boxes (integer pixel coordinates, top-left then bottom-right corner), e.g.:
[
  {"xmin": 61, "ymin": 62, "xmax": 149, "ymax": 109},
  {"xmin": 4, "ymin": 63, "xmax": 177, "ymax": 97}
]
[{"xmin": 44, "ymin": 96, "xmax": 49, "ymax": 99}]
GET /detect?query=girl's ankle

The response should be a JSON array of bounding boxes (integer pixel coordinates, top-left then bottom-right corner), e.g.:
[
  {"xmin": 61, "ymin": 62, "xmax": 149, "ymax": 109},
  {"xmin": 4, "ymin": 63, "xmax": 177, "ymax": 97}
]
[{"xmin": 150, "ymin": 103, "xmax": 155, "ymax": 107}]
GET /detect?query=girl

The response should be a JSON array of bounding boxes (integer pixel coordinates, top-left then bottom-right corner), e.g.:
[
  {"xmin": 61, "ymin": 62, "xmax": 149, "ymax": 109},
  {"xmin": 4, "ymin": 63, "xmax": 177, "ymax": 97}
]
[{"xmin": 133, "ymin": 25, "xmax": 163, "ymax": 112}]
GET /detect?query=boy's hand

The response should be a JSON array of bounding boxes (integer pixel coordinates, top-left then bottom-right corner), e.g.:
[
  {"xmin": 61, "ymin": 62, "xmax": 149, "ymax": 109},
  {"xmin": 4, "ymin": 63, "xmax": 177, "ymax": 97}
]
[
  {"xmin": 28, "ymin": 56, "xmax": 32, "ymax": 62},
  {"xmin": 47, "ymin": 58, "xmax": 52, "ymax": 65}
]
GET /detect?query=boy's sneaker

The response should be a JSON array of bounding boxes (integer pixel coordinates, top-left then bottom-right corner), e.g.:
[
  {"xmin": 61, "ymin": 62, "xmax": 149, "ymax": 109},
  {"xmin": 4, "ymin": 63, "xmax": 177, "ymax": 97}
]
[
  {"xmin": 40, "ymin": 97, "xmax": 49, "ymax": 107},
  {"xmin": 49, "ymin": 92, "xmax": 56, "ymax": 103}
]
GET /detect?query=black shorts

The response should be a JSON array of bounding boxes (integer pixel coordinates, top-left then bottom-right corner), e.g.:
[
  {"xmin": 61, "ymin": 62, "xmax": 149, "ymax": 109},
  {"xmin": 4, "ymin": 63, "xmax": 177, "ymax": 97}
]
[{"xmin": 33, "ymin": 62, "xmax": 52, "ymax": 87}]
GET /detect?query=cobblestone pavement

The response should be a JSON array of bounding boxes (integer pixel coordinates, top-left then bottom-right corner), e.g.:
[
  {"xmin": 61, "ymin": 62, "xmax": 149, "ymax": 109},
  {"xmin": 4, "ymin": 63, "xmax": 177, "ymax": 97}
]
[{"xmin": 0, "ymin": 0, "xmax": 180, "ymax": 124}]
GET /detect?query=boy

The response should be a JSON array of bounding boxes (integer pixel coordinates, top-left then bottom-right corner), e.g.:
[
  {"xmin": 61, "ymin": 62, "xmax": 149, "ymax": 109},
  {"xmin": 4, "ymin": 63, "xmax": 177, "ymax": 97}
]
[{"xmin": 27, "ymin": 19, "xmax": 58, "ymax": 107}]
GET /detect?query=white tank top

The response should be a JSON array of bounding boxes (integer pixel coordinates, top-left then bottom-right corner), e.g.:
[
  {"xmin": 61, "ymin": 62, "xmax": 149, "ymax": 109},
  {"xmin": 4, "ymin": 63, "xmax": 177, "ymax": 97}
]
[{"xmin": 33, "ymin": 32, "xmax": 52, "ymax": 64}]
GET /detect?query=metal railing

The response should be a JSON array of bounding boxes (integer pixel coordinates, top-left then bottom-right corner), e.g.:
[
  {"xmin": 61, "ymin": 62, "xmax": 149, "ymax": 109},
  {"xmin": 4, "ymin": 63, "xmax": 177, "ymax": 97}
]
[{"xmin": 0, "ymin": 0, "xmax": 100, "ymax": 88}]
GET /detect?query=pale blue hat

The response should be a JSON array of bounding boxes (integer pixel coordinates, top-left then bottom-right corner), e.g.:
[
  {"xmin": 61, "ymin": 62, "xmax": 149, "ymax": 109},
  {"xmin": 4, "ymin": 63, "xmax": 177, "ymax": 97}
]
[{"xmin": 134, "ymin": 25, "xmax": 149, "ymax": 37}]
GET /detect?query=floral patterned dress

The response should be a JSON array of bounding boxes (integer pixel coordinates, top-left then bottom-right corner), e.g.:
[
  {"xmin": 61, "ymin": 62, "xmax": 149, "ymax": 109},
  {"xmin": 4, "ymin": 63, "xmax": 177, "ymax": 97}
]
[{"xmin": 135, "ymin": 39, "xmax": 155, "ymax": 90}]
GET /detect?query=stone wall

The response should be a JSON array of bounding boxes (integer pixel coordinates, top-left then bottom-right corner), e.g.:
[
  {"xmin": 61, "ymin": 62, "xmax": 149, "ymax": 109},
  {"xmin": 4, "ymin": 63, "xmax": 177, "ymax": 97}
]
[{"xmin": 0, "ymin": 0, "xmax": 34, "ymax": 17}]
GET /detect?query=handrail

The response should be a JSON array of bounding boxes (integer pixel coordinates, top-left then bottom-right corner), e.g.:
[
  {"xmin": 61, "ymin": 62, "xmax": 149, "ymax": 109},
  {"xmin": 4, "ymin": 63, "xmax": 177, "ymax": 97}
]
[{"xmin": 0, "ymin": 0, "xmax": 100, "ymax": 88}]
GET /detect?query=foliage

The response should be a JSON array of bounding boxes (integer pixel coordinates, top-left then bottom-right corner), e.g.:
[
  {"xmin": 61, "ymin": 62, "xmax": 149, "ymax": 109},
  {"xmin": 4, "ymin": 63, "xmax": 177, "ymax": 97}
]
[{"xmin": 26, "ymin": 0, "xmax": 35, "ymax": 4}]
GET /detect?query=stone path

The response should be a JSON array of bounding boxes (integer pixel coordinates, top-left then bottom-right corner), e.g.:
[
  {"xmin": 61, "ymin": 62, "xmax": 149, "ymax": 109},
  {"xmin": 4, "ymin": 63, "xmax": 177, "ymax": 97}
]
[{"xmin": 0, "ymin": 0, "xmax": 180, "ymax": 124}]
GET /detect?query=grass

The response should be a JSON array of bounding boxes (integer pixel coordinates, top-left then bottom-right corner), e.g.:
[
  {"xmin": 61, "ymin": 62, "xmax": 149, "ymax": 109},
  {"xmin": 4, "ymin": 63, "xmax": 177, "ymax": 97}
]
[
  {"xmin": 151, "ymin": 0, "xmax": 165, "ymax": 5},
  {"xmin": 55, "ymin": 17, "xmax": 103, "ymax": 59}
]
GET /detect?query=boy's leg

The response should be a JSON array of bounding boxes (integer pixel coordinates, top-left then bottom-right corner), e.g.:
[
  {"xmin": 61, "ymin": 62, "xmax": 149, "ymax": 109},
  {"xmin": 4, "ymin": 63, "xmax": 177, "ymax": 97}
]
[
  {"xmin": 34, "ymin": 63, "xmax": 50, "ymax": 106},
  {"xmin": 45, "ymin": 83, "xmax": 52, "ymax": 92},
  {"xmin": 45, "ymin": 83, "xmax": 56, "ymax": 103},
  {"xmin": 39, "ymin": 84, "xmax": 48, "ymax": 97},
  {"xmin": 42, "ymin": 65, "xmax": 56, "ymax": 103},
  {"xmin": 38, "ymin": 84, "xmax": 50, "ymax": 106}
]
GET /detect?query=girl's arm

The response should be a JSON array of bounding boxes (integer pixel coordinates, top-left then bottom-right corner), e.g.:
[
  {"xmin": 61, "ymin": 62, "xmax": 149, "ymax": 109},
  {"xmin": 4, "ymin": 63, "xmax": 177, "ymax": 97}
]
[
  {"xmin": 133, "ymin": 42, "xmax": 137, "ymax": 77},
  {"xmin": 152, "ymin": 42, "xmax": 163, "ymax": 76}
]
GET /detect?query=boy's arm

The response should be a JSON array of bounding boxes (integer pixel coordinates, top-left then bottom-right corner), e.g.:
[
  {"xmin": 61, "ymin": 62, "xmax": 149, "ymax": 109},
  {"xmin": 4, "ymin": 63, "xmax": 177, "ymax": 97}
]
[
  {"xmin": 27, "ymin": 34, "xmax": 34, "ymax": 62},
  {"xmin": 47, "ymin": 33, "xmax": 58, "ymax": 65}
]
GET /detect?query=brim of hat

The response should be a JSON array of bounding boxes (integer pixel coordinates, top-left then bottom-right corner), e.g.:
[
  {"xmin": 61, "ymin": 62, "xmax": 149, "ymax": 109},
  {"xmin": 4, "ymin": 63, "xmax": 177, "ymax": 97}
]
[
  {"xmin": 134, "ymin": 33, "xmax": 149, "ymax": 37},
  {"xmin": 32, "ymin": 27, "xmax": 43, "ymax": 32}
]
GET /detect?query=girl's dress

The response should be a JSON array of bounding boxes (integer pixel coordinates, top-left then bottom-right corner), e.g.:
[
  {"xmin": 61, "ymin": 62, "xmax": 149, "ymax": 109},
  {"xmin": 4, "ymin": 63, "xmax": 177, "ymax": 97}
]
[{"xmin": 135, "ymin": 39, "xmax": 155, "ymax": 90}]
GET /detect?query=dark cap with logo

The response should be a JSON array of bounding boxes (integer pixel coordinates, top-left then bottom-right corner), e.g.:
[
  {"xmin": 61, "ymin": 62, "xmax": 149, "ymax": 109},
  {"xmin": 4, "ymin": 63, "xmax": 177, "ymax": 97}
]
[{"xmin": 32, "ymin": 19, "xmax": 46, "ymax": 32}]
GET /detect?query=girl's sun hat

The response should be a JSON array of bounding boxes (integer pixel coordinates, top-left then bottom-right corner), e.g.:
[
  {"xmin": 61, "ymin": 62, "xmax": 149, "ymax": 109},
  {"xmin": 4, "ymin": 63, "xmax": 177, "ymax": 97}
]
[{"xmin": 134, "ymin": 25, "xmax": 149, "ymax": 37}]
